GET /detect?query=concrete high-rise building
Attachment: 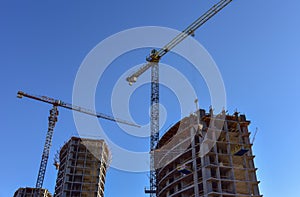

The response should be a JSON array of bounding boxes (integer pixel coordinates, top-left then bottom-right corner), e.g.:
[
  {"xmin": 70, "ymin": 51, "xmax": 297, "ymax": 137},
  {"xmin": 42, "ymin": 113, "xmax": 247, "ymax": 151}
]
[
  {"xmin": 13, "ymin": 187, "xmax": 52, "ymax": 197},
  {"xmin": 54, "ymin": 137, "xmax": 110, "ymax": 197},
  {"xmin": 155, "ymin": 109, "xmax": 262, "ymax": 197}
]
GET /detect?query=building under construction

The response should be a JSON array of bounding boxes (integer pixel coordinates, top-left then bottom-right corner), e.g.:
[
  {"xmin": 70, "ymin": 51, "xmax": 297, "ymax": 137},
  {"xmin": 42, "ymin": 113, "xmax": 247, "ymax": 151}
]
[
  {"xmin": 13, "ymin": 187, "xmax": 52, "ymax": 197},
  {"xmin": 155, "ymin": 109, "xmax": 262, "ymax": 197},
  {"xmin": 53, "ymin": 136, "xmax": 110, "ymax": 197}
]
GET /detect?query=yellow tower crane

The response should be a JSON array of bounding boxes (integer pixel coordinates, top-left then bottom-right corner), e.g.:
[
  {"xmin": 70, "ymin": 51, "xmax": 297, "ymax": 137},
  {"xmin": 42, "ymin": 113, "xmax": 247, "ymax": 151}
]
[
  {"xmin": 17, "ymin": 90, "xmax": 140, "ymax": 190},
  {"xmin": 126, "ymin": 0, "xmax": 234, "ymax": 196}
]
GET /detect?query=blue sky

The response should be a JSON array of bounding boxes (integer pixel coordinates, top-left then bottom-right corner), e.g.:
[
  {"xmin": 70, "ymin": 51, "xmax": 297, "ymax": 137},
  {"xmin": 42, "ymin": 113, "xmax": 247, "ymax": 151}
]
[{"xmin": 1, "ymin": 0, "xmax": 300, "ymax": 196}]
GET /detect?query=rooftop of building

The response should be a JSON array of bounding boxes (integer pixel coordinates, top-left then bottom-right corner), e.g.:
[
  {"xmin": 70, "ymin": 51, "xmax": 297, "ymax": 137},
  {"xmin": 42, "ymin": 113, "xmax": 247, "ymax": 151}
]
[{"xmin": 157, "ymin": 108, "xmax": 250, "ymax": 148}]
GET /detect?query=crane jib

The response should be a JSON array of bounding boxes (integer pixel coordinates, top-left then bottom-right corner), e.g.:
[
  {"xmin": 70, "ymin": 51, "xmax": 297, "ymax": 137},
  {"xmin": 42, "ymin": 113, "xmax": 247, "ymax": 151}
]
[{"xmin": 127, "ymin": 0, "xmax": 233, "ymax": 85}]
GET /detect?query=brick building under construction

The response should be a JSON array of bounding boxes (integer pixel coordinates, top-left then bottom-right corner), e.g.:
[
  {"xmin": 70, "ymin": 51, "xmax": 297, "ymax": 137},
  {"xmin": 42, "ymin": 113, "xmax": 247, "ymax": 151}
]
[
  {"xmin": 13, "ymin": 187, "xmax": 52, "ymax": 197},
  {"xmin": 155, "ymin": 108, "xmax": 262, "ymax": 197},
  {"xmin": 53, "ymin": 137, "xmax": 110, "ymax": 197}
]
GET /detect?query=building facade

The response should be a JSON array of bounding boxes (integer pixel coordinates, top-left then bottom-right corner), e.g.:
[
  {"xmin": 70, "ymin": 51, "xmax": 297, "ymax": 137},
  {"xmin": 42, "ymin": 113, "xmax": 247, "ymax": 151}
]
[
  {"xmin": 13, "ymin": 187, "xmax": 52, "ymax": 197},
  {"xmin": 54, "ymin": 137, "xmax": 110, "ymax": 197},
  {"xmin": 155, "ymin": 109, "xmax": 262, "ymax": 197}
]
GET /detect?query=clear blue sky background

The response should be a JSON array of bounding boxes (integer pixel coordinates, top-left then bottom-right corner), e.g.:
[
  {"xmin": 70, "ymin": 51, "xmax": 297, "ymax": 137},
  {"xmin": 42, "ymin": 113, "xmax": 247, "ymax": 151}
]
[{"xmin": 1, "ymin": 0, "xmax": 300, "ymax": 196}]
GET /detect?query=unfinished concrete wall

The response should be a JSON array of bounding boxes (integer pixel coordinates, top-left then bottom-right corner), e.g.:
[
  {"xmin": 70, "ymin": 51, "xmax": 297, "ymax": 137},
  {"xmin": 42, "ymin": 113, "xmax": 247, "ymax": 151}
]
[
  {"xmin": 156, "ymin": 109, "xmax": 262, "ymax": 197},
  {"xmin": 54, "ymin": 137, "xmax": 110, "ymax": 197}
]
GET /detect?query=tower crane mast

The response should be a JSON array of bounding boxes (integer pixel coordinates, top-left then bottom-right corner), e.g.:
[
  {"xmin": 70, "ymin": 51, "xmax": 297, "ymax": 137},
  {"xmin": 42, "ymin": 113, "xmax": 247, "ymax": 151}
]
[
  {"xmin": 126, "ymin": 0, "xmax": 233, "ymax": 196},
  {"xmin": 17, "ymin": 90, "xmax": 139, "ymax": 189}
]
